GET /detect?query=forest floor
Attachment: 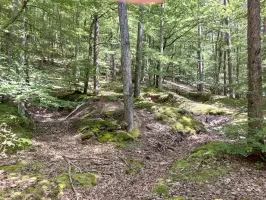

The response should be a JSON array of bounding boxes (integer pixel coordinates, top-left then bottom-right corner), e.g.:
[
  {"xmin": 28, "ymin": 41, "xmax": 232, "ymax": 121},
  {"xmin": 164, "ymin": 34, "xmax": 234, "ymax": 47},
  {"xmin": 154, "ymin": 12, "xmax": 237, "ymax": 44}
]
[{"xmin": 1, "ymin": 82, "xmax": 266, "ymax": 200}]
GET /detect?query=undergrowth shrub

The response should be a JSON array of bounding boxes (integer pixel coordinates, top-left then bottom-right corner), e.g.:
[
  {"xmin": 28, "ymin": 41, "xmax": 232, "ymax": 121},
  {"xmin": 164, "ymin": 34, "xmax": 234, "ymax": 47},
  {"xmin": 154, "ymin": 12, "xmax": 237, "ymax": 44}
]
[{"xmin": 0, "ymin": 123, "xmax": 31, "ymax": 155}]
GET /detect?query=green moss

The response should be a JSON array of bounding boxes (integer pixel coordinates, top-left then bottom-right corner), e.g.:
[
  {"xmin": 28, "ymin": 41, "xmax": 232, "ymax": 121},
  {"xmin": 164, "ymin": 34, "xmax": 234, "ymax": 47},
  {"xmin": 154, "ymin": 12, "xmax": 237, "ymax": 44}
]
[
  {"xmin": 0, "ymin": 103, "xmax": 33, "ymax": 139},
  {"xmin": 0, "ymin": 160, "xmax": 27, "ymax": 173},
  {"xmin": 79, "ymin": 117, "xmax": 140, "ymax": 143},
  {"xmin": 126, "ymin": 159, "xmax": 144, "ymax": 174},
  {"xmin": 179, "ymin": 102, "xmax": 231, "ymax": 115},
  {"xmin": 170, "ymin": 197, "xmax": 186, "ymax": 200},
  {"xmin": 153, "ymin": 182, "xmax": 169, "ymax": 197},
  {"xmin": 55, "ymin": 173, "xmax": 97, "ymax": 193},
  {"xmin": 98, "ymin": 131, "xmax": 134, "ymax": 143},
  {"xmin": 189, "ymin": 141, "xmax": 231, "ymax": 160},
  {"xmin": 168, "ymin": 142, "xmax": 230, "ymax": 184},
  {"xmin": 79, "ymin": 118, "xmax": 119, "ymax": 135},
  {"xmin": 153, "ymin": 106, "xmax": 206, "ymax": 134},
  {"xmin": 207, "ymin": 97, "xmax": 246, "ymax": 109},
  {"xmin": 134, "ymin": 100, "xmax": 155, "ymax": 110},
  {"xmin": 173, "ymin": 161, "xmax": 190, "ymax": 169}
]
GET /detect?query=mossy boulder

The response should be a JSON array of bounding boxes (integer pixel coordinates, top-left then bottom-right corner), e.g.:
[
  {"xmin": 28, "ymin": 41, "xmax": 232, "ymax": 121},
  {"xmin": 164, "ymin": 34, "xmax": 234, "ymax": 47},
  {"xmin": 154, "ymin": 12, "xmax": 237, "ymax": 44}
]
[
  {"xmin": 0, "ymin": 103, "xmax": 33, "ymax": 139},
  {"xmin": 178, "ymin": 101, "xmax": 231, "ymax": 115},
  {"xmin": 152, "ymin": 106, "xmax": 206, "ymax": 134},
  {"xmin": 168, "ymin": 142, "xmax": 231, "ymax": 184},
  {"xmin": 126, "ymin": 159, "xmax": 144, "ymax": 174},
  {"xmin": 207, "ymin": 97, "xmax": 246, "ymax": 109},
  {"xmin": 79, "ymin": 118, "xmax": 140, "ymax": 143}
]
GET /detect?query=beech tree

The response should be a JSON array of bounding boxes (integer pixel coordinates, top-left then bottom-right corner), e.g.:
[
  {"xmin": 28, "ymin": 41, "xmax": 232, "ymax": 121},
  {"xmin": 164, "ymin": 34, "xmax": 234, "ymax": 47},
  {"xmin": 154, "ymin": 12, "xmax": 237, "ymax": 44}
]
[
  {"xmin": 247, "ymin": 0, "xmax": 264, "ymax": 135},
  {"xmin": 118, "ymin": 1, "xmax": 134, "ymax": 132}
]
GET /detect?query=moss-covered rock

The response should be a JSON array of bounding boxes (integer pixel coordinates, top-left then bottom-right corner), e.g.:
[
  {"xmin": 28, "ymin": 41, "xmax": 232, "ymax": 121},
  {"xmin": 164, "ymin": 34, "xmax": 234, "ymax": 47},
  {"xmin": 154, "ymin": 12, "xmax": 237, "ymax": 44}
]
[
  {"xmin": 168, "ymin": 142, "xmax": 231, "ymax": 184},
  {"xmin": 79, "ymin": 118, "xmax": 140, "ymax": 143},
  {"xmin": 179, "ymin": 101, "xmax": 231, "ymax": 115},
  {"xmin": 134, "ymin": 99, "xmax": 155, "ymax": 110},
  {"xmin": 152, "ymin": 106, "xmax": 206, "ymax": 134},
  {"xmin": 207, "ymin": 97, "xmax": 246, "ymax": 109},
  {"xmin": 126, "ymin": 159, "xmax": 144, "ymax": 174},
  {"xmin": 0, "ymin": 103, "xmax": 33, "ymax": 139}
]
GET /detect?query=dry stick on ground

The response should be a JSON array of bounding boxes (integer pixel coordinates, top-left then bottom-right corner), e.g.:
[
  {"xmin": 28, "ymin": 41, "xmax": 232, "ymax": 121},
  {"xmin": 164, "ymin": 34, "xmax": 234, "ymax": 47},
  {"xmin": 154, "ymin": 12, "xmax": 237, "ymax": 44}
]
[{"xmin": 63, "ymin": 156, "xmax": 79, "ymax": 200}]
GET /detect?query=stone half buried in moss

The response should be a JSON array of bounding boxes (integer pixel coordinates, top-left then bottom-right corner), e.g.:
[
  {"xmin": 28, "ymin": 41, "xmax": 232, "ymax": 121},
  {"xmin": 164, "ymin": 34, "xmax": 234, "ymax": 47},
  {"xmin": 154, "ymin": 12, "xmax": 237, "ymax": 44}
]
[
  {"xmin": 97, "ymin": 130, "xmax": 136, "ymax": 143},
  {"xmin": 168, "ymin": 142, "xmax": 231, "ymax": 184},
  {"xmin": 0, "ymin": 103, "xmax": 33, "ymax": 139},
  {"xmin": 78, "ymin": 117, "xmax": 140, "ymax": 143},
  {"xmin": 152, "ymin": 106, "xmax": 206, "ymax": 134},
  {"xmin": 126, "ymin": 159, "xmax": 144, "ymax": 174}
]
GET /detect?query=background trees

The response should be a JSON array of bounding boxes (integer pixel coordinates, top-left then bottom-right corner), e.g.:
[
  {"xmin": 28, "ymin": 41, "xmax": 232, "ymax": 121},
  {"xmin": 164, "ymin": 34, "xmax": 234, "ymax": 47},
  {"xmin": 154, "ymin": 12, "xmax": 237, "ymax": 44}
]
[{"xmin": 0, "ymin": 0, "xmax": 264, "ymax": 133}]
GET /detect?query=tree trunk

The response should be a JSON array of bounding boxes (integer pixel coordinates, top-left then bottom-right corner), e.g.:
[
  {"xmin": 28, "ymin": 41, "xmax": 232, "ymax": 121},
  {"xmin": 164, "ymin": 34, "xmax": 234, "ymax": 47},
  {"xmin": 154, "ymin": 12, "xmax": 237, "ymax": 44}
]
[
  {"xmin": 158, "ymin": 3, "xmax": 164, "ymax": 89},
  {"xmin": 223, "ymin": 51, "xmax": 227, "ymax": 96},
  {"xmin": 247, "ymin": 0, "xmax": 264, "ymax": 135},
  {"xmin": 118, "ymin": 2, "xmax": 134, "ymax": 132},
  {"xmin": 134, "ymin": 5, "xmax": 144, "ymax": 98},
  {"xmin": 83, "ymin": 18, "xmax": 94, "ymax": 94},
  {"xmin": 197, "ymin": 23, "xmax": 204, "ymax": 92},
  {"xmin": 20, "ymin": 0, "xmax": 29, "ymax": 83},
  {"xmin": 224, "ymin": 0, "xmax": 234, "ymax": 98},
  {"xmin": 111, "ymin": 32, "xmax": 116, "ymax": 81},
  {"xmin": 93, "ymin": 14, "xmax": 100, "ymax": 93}
]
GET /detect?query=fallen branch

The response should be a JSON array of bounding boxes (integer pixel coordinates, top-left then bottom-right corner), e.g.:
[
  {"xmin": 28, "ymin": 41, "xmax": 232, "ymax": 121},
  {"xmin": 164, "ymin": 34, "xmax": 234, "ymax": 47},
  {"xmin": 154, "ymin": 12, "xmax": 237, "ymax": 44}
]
[{"xmin": 63, "ymin": 156, "xmax": 79, "ymax": 200}]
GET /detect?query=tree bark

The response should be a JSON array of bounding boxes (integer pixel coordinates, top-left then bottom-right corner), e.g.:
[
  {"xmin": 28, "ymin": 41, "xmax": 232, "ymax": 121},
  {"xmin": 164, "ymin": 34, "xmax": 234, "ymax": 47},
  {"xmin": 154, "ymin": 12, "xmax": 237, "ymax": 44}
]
[
  {"xmin": 158, "ymin": 3, "xmax": 164, "ymax": 89},
  {"xmin": 111, "ymin": 32, "xmax": 116, "ymax": 81},
  {"xmin": 197, "ymin": 23, "xmax": 203, "ymax": 92},
  {"xmin": 83, "ymin": 18, "xmax": 94, "ymax": 94},
  {"xmin": 20, "ymin": 0, "xmax": 29, "ymax": 83},
  {"xmin": 247, "ymin": 0, "xmax": 264, "ymax": 135},
  {"xmin": 134, "ymin": 5, "xmax": 144, "ymax": 98},
  {"xmin": 223, "ymin": 51, "xmax": 227, "ymax": 96},
  {"xmin": 93, "ymin": 14, "xmax": 100, "ymax": 93},
  {"xmin": 224, "ymin": 0, "xmax": 234, "ymax": 98},
  {"xmin": 118, "ymin": 1, "xmax": 134, "ymax": 132}
]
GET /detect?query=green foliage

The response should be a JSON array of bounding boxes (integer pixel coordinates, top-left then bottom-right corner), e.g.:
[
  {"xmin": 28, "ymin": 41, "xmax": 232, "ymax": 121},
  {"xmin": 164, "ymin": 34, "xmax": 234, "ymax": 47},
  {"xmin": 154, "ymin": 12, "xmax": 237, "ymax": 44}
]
[
  {"xmin": 153, "ymin": 182, "xmax": 169, "ymax": 197},
  {"xmin": 0, "ymin": 123, "xmax": 31, "ymax": 155},
  {"xmin": 256, "ymin": 162, "xmax": 265, "ymax": 169},
  {"xmin": 0, "ymin": 103, "xmax": 33, "ymax": 138},
  {"xmin": 0, "ymin": 82, "xmax": 79, "ymax": 109}
]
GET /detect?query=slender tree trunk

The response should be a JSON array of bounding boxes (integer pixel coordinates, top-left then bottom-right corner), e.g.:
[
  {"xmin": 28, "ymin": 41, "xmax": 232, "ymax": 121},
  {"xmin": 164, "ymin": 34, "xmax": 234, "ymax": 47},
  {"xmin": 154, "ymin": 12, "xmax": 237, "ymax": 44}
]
[
  {"xmin": 83, "ymin": 18, "xmax": 94, "ymax": 94},
  {"xmin": 198, "ymin": 23, "xmax": 203, "ymax": 92},
  {"xmin": 134, "ymin": 5, "xmax": 144, "ymax": 98},
  {"xmin": 224, "ymin": 0, "xmax": 234, "ymax": 98},
  {"xmin": 93, "ymin": 14, "xmax": 100, "ymax": 92},
  {"xmin": 118, "ymin": 1, "xmax": 134, "ymax": 132},
  {"xmin": 74, "ymin": 3, "xmax": 80, "ymax": 89},
  {"xmin": 158, "ymin": 3, "xmax": 164, "ymax": 89},
  {"xmin": 235, "ymin": 47, "xmax": 240, "ymax": 98},
  {"xmin": 247, "ymin": 0, "xmax": 264, "ymax": 135},
  {"xmin": 223, "ymin": 51, "xmax": 227, "ymax": 96},
  {"xmin": 111, "ymin": 32, "xmax": 116, "ymax": 81},
  {"xmin": 20, "ymin": 0, "xmax": 29, "ymax": 83}
]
